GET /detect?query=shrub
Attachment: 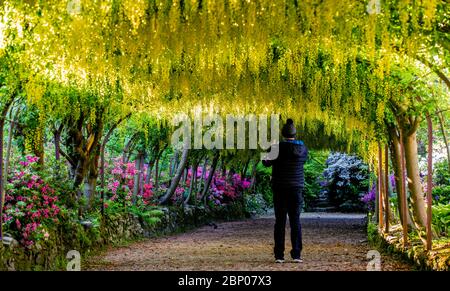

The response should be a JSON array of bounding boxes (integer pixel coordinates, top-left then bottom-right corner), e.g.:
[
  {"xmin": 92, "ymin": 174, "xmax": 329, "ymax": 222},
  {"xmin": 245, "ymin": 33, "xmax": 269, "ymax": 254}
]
[
  {"xmin": 208, "ymin": 172, "xmax": 251, "ymax": 206},
  {"xmin": 161, "ymin": 167, "xmax": 251, "ymax": 207},
  {"xmin": 432, "ymin": 203, "xmax": 450, "ymax": 237},
  {"xmin": 320, "ymin": 152, "xmax": 369, "ymax": 212},
  {"xmin": 103, "ymin": 157, "xmax": 154, "ymax": 208},
  {"xmin": 361, "ymin": 173, "xmax": 394, "ymax": 213},
  {"xmin": 244, "ymin": 192, "xmax": 268, "ymax": 216},
  {"xmin": 2, "ymin": 156, "xmax": 64, "ymax": 247},
  {"xmin": 434, "ymin": 161, "xmax": 450, "ymax": 186},
  {"xmin": 361, "ymin": 182, "xmax": 376, "ymax": 212},
  {"xmin": 128, "ymin": 205, "xmax": 164, "ymax": 226},
  {"xmin": 432, "ymin": 161, "xmax": 450, "ymax": 204},
  {"xmin": 254, "ymin": 163, "xmax": 273, "ymax": 206},
  {"xmin": 303, "ymin": 151, "xmax": 328, "ymax": 209},
  {"xmin": 433, "ymin": 185, "xmax": 450, "ymax": 205}
]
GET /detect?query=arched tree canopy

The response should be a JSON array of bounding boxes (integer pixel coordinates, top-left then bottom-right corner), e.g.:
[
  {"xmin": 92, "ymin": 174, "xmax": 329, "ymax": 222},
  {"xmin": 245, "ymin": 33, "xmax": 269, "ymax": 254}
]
[{"xmin": 1, "ymin": 0, "xmax": 448, "ymax": 163}]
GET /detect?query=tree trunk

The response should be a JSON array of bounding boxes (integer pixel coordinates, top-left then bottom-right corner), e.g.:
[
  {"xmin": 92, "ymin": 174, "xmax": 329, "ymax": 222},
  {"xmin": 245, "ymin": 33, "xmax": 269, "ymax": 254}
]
[
  {"xmin": 100, "ymin": 149, "xmax": 106, "ymax": 215},
  {"xmin": 185, "ymin": 155, "xmax": 203, "ymax": 206},
  {"xmin": 54, "ymin": 132, "xmax": 61, "ymax": 161},
  {"xmin": 169, "ymin": 156, "xmax": 173, "ymax": 177},
  {"xmin": 1, "ymin": 98, "xmax": 15, "ymax": 240},
  {"xmin": 426, "ymin": 114, "xmax": 433, "ymax": 250},
  {"xmin": 242, "ymin": 158, "xmax": 250, "ymax": 178},
  {"xmin": 436, "ymin": 111, "xmax": 450, "ymax": 173},
  {"xmin": 145, "ymin": 161, "xmax": 152, "ymax": 185},
  {"xmin": 83, "ymin": 149, "xmax": 100, "ymax": 210},
  {"xmin": 73, "ymin": 114, "xmax": 104, "ymax": 211},
  {"xmin": 139, "ymin": 154, "xmax": 145, "ymax": 195},
  {"xmin": 388, "ymin": 126, "xmax": 413, "ymax": 227},
  {"xmin": 53, "ymin": 124, "xmax": 63, "ymax": 162},
  {"xmin": 153, "ymin": 144, "xmax": 167, "ymax": 189},
  {"xmin": 400, "ymin": 132, "xmax": 409, "ymax": 247},
  {"xmin": 183, "ymin": 163, "xmax": 189, "ymax": 185},
  {"xmin": 133, "ymin": 152, "xmax": 144, "ymax": 204},
  {"xmin": 377, "ymin": 144, "xmax": 384, "ymax": 228},
  {"xmin": 73, "ymin": 159, "xmax": 89, "ymax": 191},
  {"xmin": 159, "ymin": 147, "xmax": 189, "ymax": 205},
  {"xmin": 123, "ymin": 133, "xmax": 138, "ymax": 163},
  {"xmin": 402, "ymin": 129, "xmax": 427, "ymax": 231},
  {"xmin": 200, "ymin": 151, "xmax": 220, "ymax": 204},
  {"xmin": 375, "ymin": 174, "xmax": 379, "ymax": 223},
  {"xmin": 170, "ymin": 151, "xmax": 179, "ymax": 177},
  {"xmin": 83, "ymin": 175, "xmax": 97, "ymax": 209},
  {"xmin": 384, "ymin": 145, "xmax": 390, "ymax": 233},
  {"xmin": 52, "ymin": 123, "xmax": 63, "ymax": 178},
  {"xmin": 191, "ymin": 164, "xmax": 200, "ymax": 205},
  {"xmin": 3, "ymin": 106, "xmax": 19, "ymax": 205},
  {"xmin": 249, "ymin": 160, "xmax": 258, "ymax": 190},
  {"xmin": 154, "ymin": 155, "xmax": 161, "ymax": 189},
  {"xmin": 184, "ymin": 164, "xmax": 196, "ymax": 206},
  {"xmin": 0, "ymin": 119, "xmax": 5, "ymax": 241},
  {"xmin": 197, "ymin": 158, "xmax": 208, "ymax": 194}
]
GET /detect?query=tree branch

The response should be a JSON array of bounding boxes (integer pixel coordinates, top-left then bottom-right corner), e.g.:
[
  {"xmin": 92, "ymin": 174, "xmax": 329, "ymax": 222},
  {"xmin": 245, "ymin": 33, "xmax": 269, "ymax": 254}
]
[
  {"xmin": 59, "ymin": 147, "xmax": 76, "ymax": 167},
  {"xmin": 101, "ymin": 112, "xmax": 132, "ymax": 150},
  {"xmin": 416, "ymin": 56, "xmax": 450, "ymax": 89}
]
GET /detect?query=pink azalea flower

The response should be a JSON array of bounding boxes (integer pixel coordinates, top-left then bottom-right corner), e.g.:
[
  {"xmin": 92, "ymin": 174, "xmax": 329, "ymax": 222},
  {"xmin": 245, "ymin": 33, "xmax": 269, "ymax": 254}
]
[
  {"xmin": 242, "ymin": 180, "xmax": 251, "ymax": 189},
  {"xmin": 19, "ymin": 161, "xmax": 29, "ymax": 167}
]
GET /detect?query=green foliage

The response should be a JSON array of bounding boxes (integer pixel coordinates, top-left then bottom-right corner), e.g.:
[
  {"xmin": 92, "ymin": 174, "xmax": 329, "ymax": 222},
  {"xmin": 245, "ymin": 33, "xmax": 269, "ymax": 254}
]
[
  {"xmin": 433, "ymin": 161, "xmax": 450, "ymax": 205},
  {"xmin": 432, "ymin": 203, "xmax": 450, "ymax": 237},
  {"xmin": 303, "ymin": 150, "xmax": 328, "ymax": 209},
  {"xmin": 39, "ymin": 157, "xmax": 78, "ymax": 208},
  {"xmin": 433, "ymin": 186, "xmax": 450, "ymax": 205},
  {"xmin": 109, "ymin": 202, "xmax": 164, "ymax": 227},
  {"xmin": 367, "ymin": 221, "xmax": 379, "ymax": 243},
  {"xmin": 254, "ymin": 162, "xmax": 272, "ymax": 206},
  {"xmin": 434, "ymin": 161, "xmax": 450, "ymax": 186},
  {"xmin": 244, "ymin": 193, "xmax": 268, "ymax": 216},
  {"xmin": 137, "ymin": 208, "xmax": 164, "ymax": 226}
]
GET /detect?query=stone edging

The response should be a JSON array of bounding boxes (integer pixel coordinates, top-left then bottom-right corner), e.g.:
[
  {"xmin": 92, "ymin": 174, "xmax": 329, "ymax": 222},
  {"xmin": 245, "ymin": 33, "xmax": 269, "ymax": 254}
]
[
  {"xmin": 368, "ymin": 223, "xmax": 450, "ymax": 271},
  {"xmin": 0, "ymin": 203, "xmax": 246, "ymax": 270}
]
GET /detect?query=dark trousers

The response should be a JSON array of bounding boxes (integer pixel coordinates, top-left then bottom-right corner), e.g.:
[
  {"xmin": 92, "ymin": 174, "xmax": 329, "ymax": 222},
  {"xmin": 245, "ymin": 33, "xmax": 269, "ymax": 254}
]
[{"xmin": 272, "ymin": 185, "xmax": 303, "ymax": 260}]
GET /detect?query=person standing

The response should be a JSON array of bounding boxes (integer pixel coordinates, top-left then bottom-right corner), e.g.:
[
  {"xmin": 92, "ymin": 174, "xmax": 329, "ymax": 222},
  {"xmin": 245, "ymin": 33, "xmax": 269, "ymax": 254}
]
[{"xmin": 262, "ymin": 118, "xmax": 308, "ymax": 263}]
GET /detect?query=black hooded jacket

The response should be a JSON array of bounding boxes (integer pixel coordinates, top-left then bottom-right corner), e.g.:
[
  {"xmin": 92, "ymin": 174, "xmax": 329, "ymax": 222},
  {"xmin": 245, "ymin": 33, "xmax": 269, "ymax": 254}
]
[{"xmin": 262, "ymin": 140, "xmax": 308, "ymax": 188}]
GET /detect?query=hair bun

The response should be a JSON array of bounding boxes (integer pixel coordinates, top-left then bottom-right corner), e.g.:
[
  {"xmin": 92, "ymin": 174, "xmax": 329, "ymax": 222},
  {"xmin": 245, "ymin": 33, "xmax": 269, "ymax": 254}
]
[{"xmin": 286, "ymin": 118, "xmax": 294, "ymax": 125}]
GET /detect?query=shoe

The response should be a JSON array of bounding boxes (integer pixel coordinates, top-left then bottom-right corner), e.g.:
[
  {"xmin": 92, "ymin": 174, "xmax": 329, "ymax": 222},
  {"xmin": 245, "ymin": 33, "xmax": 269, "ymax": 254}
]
[
  {"xmin": 275, "ymin": 259, "xmax": 285, "ymax": 263},
  {"xmin": 292, "ymin": 258, "xmax": 303, "ymax": 263}
]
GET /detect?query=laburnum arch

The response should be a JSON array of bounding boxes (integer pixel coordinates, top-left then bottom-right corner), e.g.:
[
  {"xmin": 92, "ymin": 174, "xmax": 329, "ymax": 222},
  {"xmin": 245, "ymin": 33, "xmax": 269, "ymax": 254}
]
[{"xmin": 0, "ymin": 0, "xmax": 449, "ymax": 248}]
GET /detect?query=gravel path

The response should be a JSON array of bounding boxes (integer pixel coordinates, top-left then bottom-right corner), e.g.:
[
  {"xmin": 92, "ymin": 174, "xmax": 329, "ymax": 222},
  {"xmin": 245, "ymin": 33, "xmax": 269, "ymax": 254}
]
[{"xmin": 85, "ymin": 213, "xmax": 412, "ymax": 271}]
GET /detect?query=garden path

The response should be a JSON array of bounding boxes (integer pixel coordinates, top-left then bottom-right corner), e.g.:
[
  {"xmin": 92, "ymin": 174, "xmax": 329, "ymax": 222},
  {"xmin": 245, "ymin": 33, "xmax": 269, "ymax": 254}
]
[{"xmin": 85, "ymin": 212, "xmax": 412, "ymax": 271}]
